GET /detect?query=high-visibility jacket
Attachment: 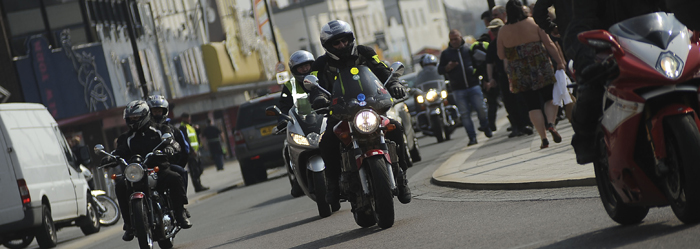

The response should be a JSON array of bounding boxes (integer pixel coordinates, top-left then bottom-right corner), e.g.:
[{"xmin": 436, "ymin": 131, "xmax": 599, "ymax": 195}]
[{"xmin": 180, "ymin": 122, "xmax": 200, "ymax": 152}]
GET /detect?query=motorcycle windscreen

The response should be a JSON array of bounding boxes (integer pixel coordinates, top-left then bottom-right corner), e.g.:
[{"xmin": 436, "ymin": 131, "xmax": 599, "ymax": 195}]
[
  {"xmin": 609, "ymin": 12, "xmax": 686, "ymax": 50},
  {"xmin": 330, "ymin": 66, "xmax": 393, "ymax": 119},
  {"xmin": 415, "ymin": 67, "xmax": 444, "ymax": 86}
]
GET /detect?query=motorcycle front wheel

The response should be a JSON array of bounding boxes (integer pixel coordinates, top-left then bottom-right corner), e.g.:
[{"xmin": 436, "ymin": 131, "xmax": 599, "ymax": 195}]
[
  {"xmin": 368, "ymin": 157, "xmax": 395, "ymax": 229},
  {"xmin": 594, "ymin": 134, "xmax": 648, "ymax": 225},
  {"xmin": 431, "ymin": 115, "xmax": 444, "ymax": 143},
  {"xmin": 664, "ymin": 114, "xmax": 700, "ymax": 224},
  {"xmin": 132, "ymin": 199, "xmax": 153, "ymax": 249},
  {"xmin": 312, "ymin": 171, "xmax": 332, "ymax": 218},
  {"xmin": 95, "ymin": 195, "xmax": 120, "ymax": 226}
]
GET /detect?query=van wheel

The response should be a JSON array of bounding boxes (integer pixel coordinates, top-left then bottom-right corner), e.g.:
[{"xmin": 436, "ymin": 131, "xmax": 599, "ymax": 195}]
[
  {"xmin": 79, "ymin": 195, "xmax": 101, "ymax": 235},
  {"xmin": 2, "ymin": 235, "xmax": 34, "ymax": 249},
  {"xmin": 35, "ymin": 204, "xmax": 57, "ymax": 248}
]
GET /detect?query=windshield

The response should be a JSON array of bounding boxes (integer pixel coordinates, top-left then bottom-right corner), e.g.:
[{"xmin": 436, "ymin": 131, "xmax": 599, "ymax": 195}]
[
  {"xmin": 330, "ymin": 66, "xmax": 394, "ymax": 119},
  {"xmin": 609, "ymin": 12, "xmax": 687, "ymax": 50},
  {"xmin": 416, "ymin": 81, "xmax": 443, "ymax": 92},
  {"xmin": 290, "ymin": 81, "xmax": 314, "ymax": 115}
]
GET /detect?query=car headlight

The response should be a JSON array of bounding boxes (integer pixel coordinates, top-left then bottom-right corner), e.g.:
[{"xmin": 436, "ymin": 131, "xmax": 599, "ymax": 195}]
[
  {"xmin": 441, "ymin": 90, "xmax": 448, "ymax": 99},
  {"xmin": 426, "ymin": 90, "xmax": 438, "ymax": 102},
  {"xmin": 124, "ymin": 163, "xmax": 144, "ymax": 182},
  {"xmin": 354, "ymin": 110, "xmax": 380, "ymax": 134},
  {"xmin": 656, "ymin": 52, "xmax": 683, "ymax": 79},
  {"xmin": 291, "ymin": 133, "xmax": 310, "ymax": 146},
  {"xmin": 416, "ymin": 95, "xmax": 424, "ymax": 103}
]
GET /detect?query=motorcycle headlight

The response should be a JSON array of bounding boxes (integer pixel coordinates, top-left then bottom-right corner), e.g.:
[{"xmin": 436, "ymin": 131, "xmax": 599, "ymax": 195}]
[
  {"xmin": 656, "ymin": 52, "xmax": 683, "ymax": 80},
  {"xmin": 291, "ymin": 133, "xmax": 310, "ymax": 146},
  {"xmin": 441, "ymin": 90, "xmax": 448, "ymax": 99},
  {"xmin": 307, "ymin": 132, "xmax": 321, "ymax": 146},
  {"xmin": 124, "ymin": 163, "xmax": 144, "ymax": 182},
  {"xmin": 426, "ymin": 90, "xmax": 438, "ymax": 102},
  {"xmin": 353, "ymin": 110, "xmax": 380, "ymax": 134},
  {"xmin": 416, "ymin": 95, "xmax": 425, "ymax": 104}
]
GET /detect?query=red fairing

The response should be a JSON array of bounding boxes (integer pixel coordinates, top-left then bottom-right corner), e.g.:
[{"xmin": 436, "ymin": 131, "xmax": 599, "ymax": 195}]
[
  {"xmin": 355, "ymin": 149, "xmax": 391, "ymax": 169},
  {"xmin": 130, "ymin": 192, "xmax": 145, "ymax": 199},
  {"xmin": 648, "ymin": 105, "xmax": 700, "ymax": 159}
]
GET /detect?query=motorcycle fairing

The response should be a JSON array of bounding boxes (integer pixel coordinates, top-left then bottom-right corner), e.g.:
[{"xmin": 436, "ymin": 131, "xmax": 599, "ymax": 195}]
[
  {"xmin": 355, "ymin": 150, "xmax": 392, "ymax": 170},
  {"xmin": 331, "ymin": 66, "xmax": 393, "ymax": 119},
  {"xmin": 647, "ymin": 105, "xmax": 700, "ymax": 160}
]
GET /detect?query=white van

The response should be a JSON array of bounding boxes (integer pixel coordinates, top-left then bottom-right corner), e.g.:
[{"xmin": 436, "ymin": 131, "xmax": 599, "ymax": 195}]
[{"xmin": 0, "ymin": 103, "xmax": 100, "ymax": 248}]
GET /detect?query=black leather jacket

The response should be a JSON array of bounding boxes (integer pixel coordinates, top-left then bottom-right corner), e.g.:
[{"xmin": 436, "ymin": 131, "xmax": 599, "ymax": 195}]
[{"xmin": 114, "ymin": 121, "xmax": 180, "ymax": 170}]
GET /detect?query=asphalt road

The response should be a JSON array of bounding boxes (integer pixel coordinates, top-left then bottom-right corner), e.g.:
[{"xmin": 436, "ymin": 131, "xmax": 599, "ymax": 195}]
[{"xmin": 9, "ymin": 129, "xmax": 700, "ymax": 249}]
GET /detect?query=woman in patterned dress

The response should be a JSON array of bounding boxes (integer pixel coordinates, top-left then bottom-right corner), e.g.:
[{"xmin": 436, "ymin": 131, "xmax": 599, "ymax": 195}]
[{"xmin": 497, "ymin": 0, "xmax": 566, "ymax": 149}]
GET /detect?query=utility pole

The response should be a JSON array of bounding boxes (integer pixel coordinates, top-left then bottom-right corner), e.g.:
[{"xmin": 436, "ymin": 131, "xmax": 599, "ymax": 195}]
[
  {"xmin": 262, "ymin": 0, "xmax": 283, "ymax": 62},
  {"xmin": 300, "ymin": 0, "xmax": 317, "ymax": 56},
  {"xmin": 487, "ymin": 0, "xmax": 495, "ymax": 10},
  {"xmin": 345, "ymin": 0, "xmax": 358, "ymax": 33},
  {"xmin": 395, "ymin": 0, "xmax": 412, "ymax": 63},
  {"xmin": 122, "ymin": 0, "xmax": 149, "ymax": 98}
]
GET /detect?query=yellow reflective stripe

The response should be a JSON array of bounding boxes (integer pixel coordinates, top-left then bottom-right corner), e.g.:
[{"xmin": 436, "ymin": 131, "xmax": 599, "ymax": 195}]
[
  {"xmin": 310, "ymin": 71, "xmax": 318, "ymax": 76},
  {"xmin": 339, "ymin": 73, "xmax": 345, "ymax": 95},
  {"xmin": 372, "ymin": 55, "xmax": 387, "ymax": 67}
]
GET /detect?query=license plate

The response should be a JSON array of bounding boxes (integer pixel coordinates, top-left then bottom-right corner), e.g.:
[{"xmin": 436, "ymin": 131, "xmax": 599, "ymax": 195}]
[{"xmin": 260, "ymin": 125, "xmax": 275, "ymax": 136}]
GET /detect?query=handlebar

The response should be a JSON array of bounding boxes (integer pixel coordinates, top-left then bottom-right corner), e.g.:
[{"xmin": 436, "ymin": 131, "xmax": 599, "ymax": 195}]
[{"xmin": 314, "ymin": 107, "xmax": 331, "ymax": 115}]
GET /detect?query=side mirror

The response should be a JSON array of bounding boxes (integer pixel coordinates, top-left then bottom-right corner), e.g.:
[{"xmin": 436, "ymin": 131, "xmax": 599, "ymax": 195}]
[
  {"xmin": 389, "ymin": 62, "xmax": 405, "ymax": 76},
  {"xmin": 577, "ymin": 30, "xmax": 624, "ymax": 56},
  {"xmin": 94, "ymin": 144, "xmax": 105, "ymax": 155},
  {"xmin": 266, "ymin": 105, "xmax": 282, "ymax": 116},
  {"xmin": 303, "ymin": 75, "xmax": 319, "ymax": 91},
  {"xmin": 161, "ymin": 133, "xmax": 172, "ymax": 141}
]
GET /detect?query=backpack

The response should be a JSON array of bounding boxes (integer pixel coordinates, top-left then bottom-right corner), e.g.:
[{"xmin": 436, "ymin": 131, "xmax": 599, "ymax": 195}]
[{"xmin": 469, "ymin": 40, "xmax": 489, "ymax": 79}]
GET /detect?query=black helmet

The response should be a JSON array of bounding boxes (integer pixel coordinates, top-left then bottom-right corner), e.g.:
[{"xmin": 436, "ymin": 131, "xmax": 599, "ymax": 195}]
[
  {"xmin": 288, "ymin": 50, "xmax": 315, "ymax": 76},
  {"xmin": 146, "ymin": 95, "xmax": 169, "ymax": 123},
  {"xmin": 123, "ymin": 100, "xmax": 151, "ymax": 131},
  {"xmin": 319, "ymin": 20, "xmax": 357, "ymax": 60},
  {"xmin": 420, "ymin": 54, "xmax": 438, "ymax": 67}
]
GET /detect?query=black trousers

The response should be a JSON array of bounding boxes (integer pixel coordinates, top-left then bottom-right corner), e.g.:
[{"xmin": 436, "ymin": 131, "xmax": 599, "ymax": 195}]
[
  {"xmin": 115, "ymin": 167, "xmax": 187, "ymax": 228},
  {"xmin": 483, "ymin": 85, "xmax": 500, "ymax": 130},
  {"xmin": 571, "ymin": 82, "xmax": 605, "ymax": 154},
  {"xmin": 497, "ymin": 75, "xmax": 530, "ymax": 129},
  {"xmin": 186, "ymin": 153, "xmax": 205, "ymax": 188},
  {"xmin": 320, "ymin": 117, "xmax": 407, "ymax": 184}
]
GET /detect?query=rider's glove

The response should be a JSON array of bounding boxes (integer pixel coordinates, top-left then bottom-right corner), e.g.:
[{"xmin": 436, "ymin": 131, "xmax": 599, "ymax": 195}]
[
  {"xmin": 312, "ymin": 96, "xmax": 330, "ymax": 110},
  {"xmin": 163, "ymin": 147, "xmax": 176, "ymax": 156},
  {"xmin": 388, "ymin": 85, "xmax": 406, "ymax": 99}
]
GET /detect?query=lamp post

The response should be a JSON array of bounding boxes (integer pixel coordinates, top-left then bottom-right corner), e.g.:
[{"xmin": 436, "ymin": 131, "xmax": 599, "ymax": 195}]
[
  {"xmin": 345, "ymin": 0, "xmax": 358, "ymax": 33},
  {"xmin": 300, "ymin": 0, "xmax": 317, "ymax": 56},
  {"xmin": 122, "ymin": 0, "xmax": 149, "ymax": 98}
]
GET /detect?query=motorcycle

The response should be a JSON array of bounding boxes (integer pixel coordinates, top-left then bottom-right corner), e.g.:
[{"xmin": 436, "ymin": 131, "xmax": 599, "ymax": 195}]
[
  {"xmin": 80, "ymin": 165, "xmax": 121, "ymax": 226},
  {"xmin": 94, "ymin": 133, "xmax": 182, "ymax": 249},
  {"xmin": 265, "ymin": 85, "xmax": 332, "ymax": 218},
  {"xmin": 303, "ymin": 62, "xmax": 406, "ymax": 229},
  {"xmin": 578, "ymin": 12, "xmax": 700, "ymax": 224},
  {"xmin": 413, "ymin": 79, "xmax": 460, "ymax": 142}
]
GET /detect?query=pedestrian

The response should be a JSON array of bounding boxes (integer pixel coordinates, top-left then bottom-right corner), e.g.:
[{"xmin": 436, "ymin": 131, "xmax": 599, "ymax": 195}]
[
  {"xmin": 485, "ymin": 18, "xmax": 533, "ymax": 138},
  {"xmin": 497, "ymin": 0, "xmax": 565, "ymax": 149},
  {"xmin": 202, "ymin": 118, "xmax": 225, "ymax": 171},
  {"xmin": 438, "ymin": 29, "xmax": 493, "ymax": 146},
  {"xmin": 179, "ymin": 113, "xmax": 210, "ymax": 192},
  {"xmin": 492, "ymin": 5, "xmax": 507, "ymax": 23}
]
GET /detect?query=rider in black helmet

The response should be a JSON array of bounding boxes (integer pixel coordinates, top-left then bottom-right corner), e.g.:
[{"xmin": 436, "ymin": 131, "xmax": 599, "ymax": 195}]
[
  {"xmin": 112, "ymin": 100, "xmax": 192, "ymax": 241},
  {"xmin": 310, "ymin": 20, "xmax": 412, "ymax": 209},
  {"xmin": 277, "ymin": 50, "xmax": 315, "ymax": 128}
]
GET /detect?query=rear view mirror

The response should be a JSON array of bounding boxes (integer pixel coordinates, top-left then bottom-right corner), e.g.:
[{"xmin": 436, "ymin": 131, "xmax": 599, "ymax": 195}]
[
  {"xmin": 94, "ymin": 144, "xmax": 105, "ymax": 155},
  {"xmin": 390, "ymin": 62, "xmax": 405, "ymax": 76},
  {"xmin": 577, "ymin": 30, "xmax": 624, "ymax": 56},
  {"xmin": 161, "ymin": 133, "xmax": 172, "ymax": 141},
  {"xmin": 266, "ymin": 105, "xmax": 282, "ymax": 116},
  {"xmin": 303, "ymin": 75, "xmax": 319, "ymax": 91}
]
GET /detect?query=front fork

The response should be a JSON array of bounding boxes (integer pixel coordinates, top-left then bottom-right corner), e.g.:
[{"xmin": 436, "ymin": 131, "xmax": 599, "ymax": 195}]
[{"xmin": 352, "ymin": 131, "xmax": 398, "ymax": 195}]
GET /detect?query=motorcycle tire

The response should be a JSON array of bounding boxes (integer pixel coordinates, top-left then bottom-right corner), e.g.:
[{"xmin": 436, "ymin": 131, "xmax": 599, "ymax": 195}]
[
  {"xmin": 79, "ymin": 194, "xmax": 101, "ymax": 235},
  {"xmin": 158, "ymin": 237, "xmax": 174, "ymax": 249},
  {"xmin": 2, "ymin": 235, "xmax": 34, "ymax": 249},
  {"xmin": 664, "ymin": 114, "xmax": 700, "ymax": 224},
  {"xmin": 34, "ymin": 204, "xmax": 57, "ymax": 248},
  {"xmin": 353, "ymin": 210, "xmax": 376, "ymax": 228},
  {"xmin": 444, "ymin": 123, "xmax": 451, "ymax": 141},
  {"xmin": 368, "ymin": 157, "xmax": 395, "ymax": 229},
  {"xmin": 410, "ymin": 137, "xmax": 422, "ymax": 163},
  {"xmin": 594, "ymin": 135, "xmax": 648, "ymax": 225},
  {"xmin": 402, "ymin": 134, "xmax": 413, "ymax": 168},
  {"xmin": 431, "ymin": 116, "xmax": 444, "ymax": 143},
  {"xmin": 313, "ymin": 172, "xmax": 332, "ymax": 218},
  {"xmin": 132, "ymin": 199, "xmax": 154, "ymax": 249},
  {"xmin": 95, "ymin": 195, "xmax": 120, "ymax": 226}
]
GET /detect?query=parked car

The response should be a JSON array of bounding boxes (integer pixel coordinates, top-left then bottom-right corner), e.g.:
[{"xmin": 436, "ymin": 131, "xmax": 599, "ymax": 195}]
[
  {"xmin": 233, "ymin": 94, "xmax": 286, "ymax": 185},
  {"xmin": 0, "ymin": 103, "xmax": 100, "ymax": 249}
]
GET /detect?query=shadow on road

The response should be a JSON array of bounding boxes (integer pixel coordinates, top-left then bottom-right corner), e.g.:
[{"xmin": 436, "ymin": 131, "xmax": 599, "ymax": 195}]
[
  {"xmin": 208, "ymin": 216, "xmax": 320, "ymax": 248},
  {"xmin": 538, "ymin": 221, "xmax": 698, "ymax": 248},
  {"xmin": 250, "ymin": 194, "xmax": 296, "ymax": 209},
  {"xmin": 288, "ymin": 226, "xmax": 383, "ymax": 249}
]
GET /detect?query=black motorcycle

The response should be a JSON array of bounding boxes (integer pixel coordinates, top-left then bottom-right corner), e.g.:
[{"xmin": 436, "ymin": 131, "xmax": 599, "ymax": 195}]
[
  {"xmin": 95, "ymin": 133, "xmax": 181, "ymax": 249},
  {"xmin": 304, "ymin": 63, "xmax": 406, "ymax": 229},
  {"xmin": 413, "ymin": 79, "xmax": 460, "ymax": 142}
]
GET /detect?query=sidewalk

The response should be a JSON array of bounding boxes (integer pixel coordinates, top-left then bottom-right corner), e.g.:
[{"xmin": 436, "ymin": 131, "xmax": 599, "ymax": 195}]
[
  {"xmin": 431, "ymin": 118, "xmax": 596, "ymax": 190},
  {"xmin": 185, "ymin": 160, "xmax": 287, "ymax": 203}
]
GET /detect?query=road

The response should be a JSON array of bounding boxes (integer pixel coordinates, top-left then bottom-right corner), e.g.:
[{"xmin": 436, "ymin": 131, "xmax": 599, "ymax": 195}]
[{"xmin": 8, "ymin": 129, "xmax": 700, "ymax": 249}]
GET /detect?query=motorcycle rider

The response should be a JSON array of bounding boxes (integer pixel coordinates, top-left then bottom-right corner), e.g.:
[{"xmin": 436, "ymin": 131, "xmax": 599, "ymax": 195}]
[
  {"xmin": 146, "ymin": 95, "xmax": 194, "ymax": 192},
  {"xmin": 564, "ymin": 0, "xmax": 667, "ymax": 164},
  {"xmin": 277, "ymin": 50, "xmax": 315, "ymax": 131},
  {"xmin": 415, "ymin": 54, "xmax": 445, "ymax": 85},
  {"xmin": 112, "ymin": 100, "xmax": 192, "ymax": 241},
  {"xmin": 309, "ymin": 20, "xmax": 412, "ymax": 207}
]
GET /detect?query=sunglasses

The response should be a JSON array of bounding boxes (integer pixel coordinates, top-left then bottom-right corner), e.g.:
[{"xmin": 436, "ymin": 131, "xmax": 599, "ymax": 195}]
[{"xmin": 331, "ymin": 38, "xmax": 350, "ymax": 46}]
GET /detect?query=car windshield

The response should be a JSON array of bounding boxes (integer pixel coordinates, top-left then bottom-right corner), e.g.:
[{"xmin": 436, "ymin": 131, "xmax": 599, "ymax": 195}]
[{"xmin": 237, "ymin": 98, "xmax": 278, "ymax": 128}]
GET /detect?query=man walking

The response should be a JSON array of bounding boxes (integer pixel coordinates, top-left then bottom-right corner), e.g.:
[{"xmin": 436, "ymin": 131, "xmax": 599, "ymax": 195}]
[
  {"xmin": 202, "ymin": 119, "xmax": 225, "ymax": 171},
  {"xmin": 179, "ymin": 113, "xmax": 209, "ymax": 192},
  {"xmin": 438, "ymin": 29, "xmax": 493, "ymax": 146}
]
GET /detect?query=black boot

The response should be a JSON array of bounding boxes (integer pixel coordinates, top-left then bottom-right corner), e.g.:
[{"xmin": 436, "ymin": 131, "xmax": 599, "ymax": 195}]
[
  {"xmin": 122, "ymin": 223, "xmax": 134, "ymax": 241},
  {"xmin": 572, "ymin": 133, "xmax": 598, "ymax": 164},
  {"xmin": 175, "ymin": 208, "xmax": 192, "ymax": 229},
  {"xmin": 194, "ymin": 179, "xmax": 210, "ymax": 192},
  {"xmin": 397, "ymin": 169, "xmax": 411, "ymax": 204}
]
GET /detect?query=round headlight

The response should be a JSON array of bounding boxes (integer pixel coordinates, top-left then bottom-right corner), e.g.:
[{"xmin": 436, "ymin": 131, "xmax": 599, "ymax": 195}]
[
  {"xmin": 291, "ymin": 133, "xmax": 310, "ymax": 146},
  {"xmin": 416, "ymin": 95, "xmax": 425, "ymax": 103},
  {"xmin": 426, "ymin": 90, "xmax": 438, "ymax": 102},
  {"xmin": 124, "ymin": 163, "xmax": 144, "ymax": 182},
  {"xmin": 441, "ymin": 90, "xmax": 448, "ymax": 99},
  {"xmin": 354, "ymin": 110, "xmax": 380, "ymax": 134}
]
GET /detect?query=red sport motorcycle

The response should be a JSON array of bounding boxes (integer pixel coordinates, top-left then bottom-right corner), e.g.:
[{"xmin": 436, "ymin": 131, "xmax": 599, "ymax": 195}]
[{"xmin": 578, "ymin": 12, "xmax": 700, "ymax": 224}]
